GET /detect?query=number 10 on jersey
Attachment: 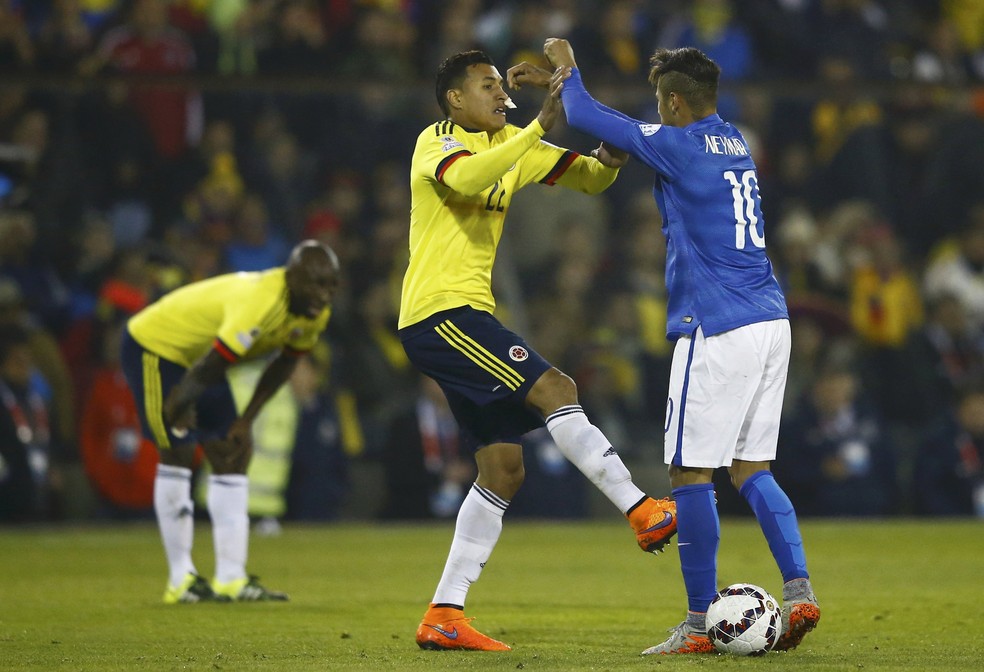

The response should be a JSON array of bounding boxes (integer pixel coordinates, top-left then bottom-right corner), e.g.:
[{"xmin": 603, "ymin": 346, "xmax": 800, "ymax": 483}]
[{"xmin": 724, "ymin": 170, "xmax": 765, "ymax": 250}]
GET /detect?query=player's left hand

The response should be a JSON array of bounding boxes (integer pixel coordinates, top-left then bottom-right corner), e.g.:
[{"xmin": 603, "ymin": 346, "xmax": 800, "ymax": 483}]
[
  {"xmin": 548, "ymin": 65, "xmax": 571, "ymax": 98},
  {"xmin": 537, "ymin": 67, "xmax": 570, "ymax": 131},
  {"xmin": 591, "ymin": 142, "xmax": 630, "ymax": 168},
  {"xmin": 506, "ymin": 61, "xmax": 552, "ymax": 90}
]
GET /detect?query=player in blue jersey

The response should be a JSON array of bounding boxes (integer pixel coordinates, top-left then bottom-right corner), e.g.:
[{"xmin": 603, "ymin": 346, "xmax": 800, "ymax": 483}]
[{"xmin": 533, "ymin": 40, "xmax": 821, "ymax": 654}]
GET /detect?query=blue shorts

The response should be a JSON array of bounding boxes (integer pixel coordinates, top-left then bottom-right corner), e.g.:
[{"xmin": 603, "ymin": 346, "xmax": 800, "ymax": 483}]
[
  {"xmin": 120, "ymin": 329, "xmax": 238, "ymax": 450},
  {"xmin": 400, "ymin": 306, "xmax": 552, "ymax": 450}
]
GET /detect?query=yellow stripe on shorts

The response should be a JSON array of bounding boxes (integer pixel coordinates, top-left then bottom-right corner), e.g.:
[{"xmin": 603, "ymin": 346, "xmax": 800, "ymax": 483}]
[
  {"xmin": 435, "ymin": 320, "xmax": 525, "ymax": 391},
  {"xmin": 141, "ymin": 351, "xmax": 171, "ymax": 449}
]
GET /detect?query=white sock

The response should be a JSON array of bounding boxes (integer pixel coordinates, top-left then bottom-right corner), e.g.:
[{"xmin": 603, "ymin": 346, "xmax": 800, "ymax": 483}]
[
  {"xmin": 545, "ymin": 405, "xmax": 644, "ymax": 512},
  {"xmin": 154, "ymin": 464, "xmax": 197, "ymax": 588},
  {"xmin": 432, "ymin": 483, "xmax": 508, "ymax": 608},
  {"xmin": 207, "ymin": 474, "xmax": 250, "ymax": 585}
]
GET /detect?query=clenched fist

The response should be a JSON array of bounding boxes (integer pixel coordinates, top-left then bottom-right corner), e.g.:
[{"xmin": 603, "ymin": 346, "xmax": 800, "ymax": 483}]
[{"xmin": 544, "ymin": 38, "xmax": 577, "ymax": 68}]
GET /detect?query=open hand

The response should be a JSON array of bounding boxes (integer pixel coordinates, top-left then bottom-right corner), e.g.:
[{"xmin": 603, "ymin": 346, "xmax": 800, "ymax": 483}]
[{"xmin": 536, "ymin": 67, "xmax": 571, "ymax": 132}]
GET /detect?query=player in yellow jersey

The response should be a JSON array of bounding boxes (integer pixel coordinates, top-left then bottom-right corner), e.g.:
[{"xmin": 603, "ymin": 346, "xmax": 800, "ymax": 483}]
[
  {"xmin": 121, "ymin": 240, "xmax": 339, "ymax": 604},
  {"xmin": 402, "ymin": 51, "xmax": 678, "ymax": 652}
]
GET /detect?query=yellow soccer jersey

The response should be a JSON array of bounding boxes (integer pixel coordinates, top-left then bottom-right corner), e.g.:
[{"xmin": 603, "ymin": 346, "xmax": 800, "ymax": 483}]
[
  {"xmin": 127, "ymin": 268, "xmax": 330, "ymax": 368},
  {"xmin": 399, "ymin": 118, "xmax": 620, "ymax": 329}
]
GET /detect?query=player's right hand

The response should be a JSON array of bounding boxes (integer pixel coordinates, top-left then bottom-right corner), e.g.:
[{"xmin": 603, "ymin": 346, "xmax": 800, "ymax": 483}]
[{"xmin": 166, "ymin": 409, "xmax": 196, "ymax": 440}]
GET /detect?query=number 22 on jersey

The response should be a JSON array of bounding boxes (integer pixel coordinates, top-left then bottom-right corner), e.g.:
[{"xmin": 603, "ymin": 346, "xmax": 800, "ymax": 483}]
[{"xmin": 485, "ymin": 180, "xmax": 506, "ymax": 212}]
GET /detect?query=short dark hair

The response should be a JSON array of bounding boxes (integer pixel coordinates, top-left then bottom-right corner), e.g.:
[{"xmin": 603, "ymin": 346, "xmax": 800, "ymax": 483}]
[
  {"xmin": 287, "ymin": 239, "xmax": 338, "ymax": 270},
  {"xmin": 648, "ymin": 47, "xmax": 721, "ymax": 115},
  {"xmin": 435, "ymin": 50, "xmax": 495, "ymax": 116}
]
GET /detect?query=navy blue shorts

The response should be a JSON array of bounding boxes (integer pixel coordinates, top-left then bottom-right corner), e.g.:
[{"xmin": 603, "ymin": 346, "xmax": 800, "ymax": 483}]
[
  {"xmin": 120, "ymin": 329, "xmax": 238, "ymax": 450},
  {"xmin": 400, "ymin": 306, "xmax": 552, "ymax": 450}
]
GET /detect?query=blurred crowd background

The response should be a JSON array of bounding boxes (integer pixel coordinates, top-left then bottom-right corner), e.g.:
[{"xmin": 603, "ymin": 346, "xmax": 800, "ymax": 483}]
[{"xmin": 2, "ymin": 0, "xmax": 984, "ymax": 527}]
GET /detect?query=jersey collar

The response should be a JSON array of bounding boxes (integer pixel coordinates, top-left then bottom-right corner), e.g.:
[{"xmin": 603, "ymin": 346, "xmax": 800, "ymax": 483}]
[{"xmin": 688, "ymin": 113, "xmax": 724, "ymax": 129}]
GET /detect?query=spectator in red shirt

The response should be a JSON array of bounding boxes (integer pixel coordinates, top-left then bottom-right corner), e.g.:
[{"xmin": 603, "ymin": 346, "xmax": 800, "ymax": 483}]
[
  {"xmin": 84, "ymin": 0, "xmax": 201, "ymax": 161},
  {"xmin": 80, "ymin": 315, "xmax": 157, "ymax": 517}
]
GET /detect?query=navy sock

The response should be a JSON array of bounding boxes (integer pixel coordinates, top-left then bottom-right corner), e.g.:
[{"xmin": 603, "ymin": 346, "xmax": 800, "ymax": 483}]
[
  {"xmin": 673, "ymin": 482, "xmax": 719, "ymax": 615},
  {"xmin": 739, "ymin": 470, "xmax": 809, "ymax": 583}
]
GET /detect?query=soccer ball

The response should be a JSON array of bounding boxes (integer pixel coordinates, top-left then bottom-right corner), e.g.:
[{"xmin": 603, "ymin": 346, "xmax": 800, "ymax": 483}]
[{"xmin": 706, "ymin": 583, "xmax": 781, "ymax": 655}]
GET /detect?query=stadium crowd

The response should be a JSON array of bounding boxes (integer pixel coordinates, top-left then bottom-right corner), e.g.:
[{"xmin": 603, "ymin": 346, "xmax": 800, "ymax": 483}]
[{"xmin": 1, "ymin": 0, "xmax": 984, "ymax": 523}]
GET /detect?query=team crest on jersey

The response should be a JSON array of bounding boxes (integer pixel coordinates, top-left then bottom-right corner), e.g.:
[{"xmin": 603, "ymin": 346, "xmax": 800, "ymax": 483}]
[
  {"xmin": 237, "ymin": 327, "xmax": 261, "ymax": 349},
  {"xmin": 639, "ymin": 123, "xmax": 662, "ymax": 136},
  {"xmin": 440, "ymin": 136, "xmax": 464, "ymax": 152},
  {"xmin": 508, "ymin": 345, "xmax": 528, "ymax": 362},
  {"xmin": 290, "ymin": 327, "xmax": 304, "ymax": 339}
]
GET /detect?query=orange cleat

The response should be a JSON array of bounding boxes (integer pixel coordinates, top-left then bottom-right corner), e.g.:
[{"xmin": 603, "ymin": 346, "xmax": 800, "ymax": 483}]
[
  {"xmin": 628, "ymin": 497, "xmax": 678, "ymax": 554},
  {"xmin": 773, "ymin": 599, "xmax": 821, "ymax": 651},
  {"xmin": 416, "ymin": 604, "xmax": 512, "ymax": 651}
]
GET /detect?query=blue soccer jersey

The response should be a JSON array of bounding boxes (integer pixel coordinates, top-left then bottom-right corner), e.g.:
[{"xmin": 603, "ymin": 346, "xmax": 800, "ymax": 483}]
[{"xmin": 562, "ymin": 68, "xmax": 788, "ymax": 340}]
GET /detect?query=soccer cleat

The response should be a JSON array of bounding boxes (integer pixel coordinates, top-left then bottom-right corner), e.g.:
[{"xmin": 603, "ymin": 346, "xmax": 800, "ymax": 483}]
[
  {"xmin": 416, "ymin": 604, "xmax": 512, "ymax": 651},
  {"xmin": 162, "ymin": 573, "xmax": 230, "ymax": 604},
  {"xmin": 641, "ymin": 620, "xmax": 716, "ymax": 656},
  {"xmin": 773, "ymin": 596, "xmax": 820, "ymax": 651},
  {"xmin": 628, "ymin": 497, "xmax": 678, "ymax": 554},
  {"xmin": 212, "ymin": 575, "xmax": 289, "ymax": 602}
]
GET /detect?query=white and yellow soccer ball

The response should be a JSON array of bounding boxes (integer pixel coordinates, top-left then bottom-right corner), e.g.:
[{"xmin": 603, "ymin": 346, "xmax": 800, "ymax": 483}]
[{"xmin": 706, "ymin": 583, "xmax": 781, "ymax": 655}]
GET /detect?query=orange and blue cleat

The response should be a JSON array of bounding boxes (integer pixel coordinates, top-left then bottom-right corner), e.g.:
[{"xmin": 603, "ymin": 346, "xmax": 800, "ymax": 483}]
[
  {"xmin": 628, "ymin": 497, "xmax": 678, "ymax": 554},
  {"xmin": 416, "ymin": 604, "xmax": 512, "ymax": 651}
]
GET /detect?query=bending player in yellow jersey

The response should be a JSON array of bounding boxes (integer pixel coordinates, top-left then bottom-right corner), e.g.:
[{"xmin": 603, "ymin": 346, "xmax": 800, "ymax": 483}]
[
  {"xmin": 122, "ymin": 240, "xmax": 340, "ymax": 603},
  {"xmin": 401, "ymin": 51, "xmax": 678, "ymax": 652}
]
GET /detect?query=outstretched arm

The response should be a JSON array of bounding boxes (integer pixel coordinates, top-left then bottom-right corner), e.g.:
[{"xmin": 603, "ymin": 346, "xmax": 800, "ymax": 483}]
[
  {"xmin": 557, "ymin": 67, "xmax": 647, "ymax": 150},
  {"xmin": 543, "ymin": 38, "xmax": 647, "ymax": 149}
]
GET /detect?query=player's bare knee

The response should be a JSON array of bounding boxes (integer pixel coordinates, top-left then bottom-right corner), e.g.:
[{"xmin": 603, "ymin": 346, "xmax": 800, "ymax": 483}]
[
  {"xmin": 668, "ymin": 464, "xmax": 713, "ymax": 489},
  {"xmin": 501, "ymin": 464, "xmax": 525, "ymax": 498},
  {"xmin": 728, "ymin": 467, "xmax": 751, "ymax": 490},
  {"xmin": 728, "ymin": 461, "xmax": 770, "ymax": 491},
  {"xmin": 203, "ymin": 440, "xmax": 249, "ymax": 475},
  {"xmin": 478, "ymin": 461, "xmax": 525, "ymax": 499},
  {"xmin": 527, "ymin": 368, "xmax": 578, "ymax": 416}
]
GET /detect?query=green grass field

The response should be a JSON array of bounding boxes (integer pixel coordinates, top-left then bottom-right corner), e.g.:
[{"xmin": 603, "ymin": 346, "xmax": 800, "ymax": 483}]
[{"xmin": 2, "ymin": 518, "xmax": 982, "ymax": 671}]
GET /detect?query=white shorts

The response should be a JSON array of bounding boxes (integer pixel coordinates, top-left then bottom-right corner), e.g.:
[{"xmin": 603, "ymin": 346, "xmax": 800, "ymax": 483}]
[{"xmin": 664, "ymin": 319, "xmax": 790, "ymax": 469}]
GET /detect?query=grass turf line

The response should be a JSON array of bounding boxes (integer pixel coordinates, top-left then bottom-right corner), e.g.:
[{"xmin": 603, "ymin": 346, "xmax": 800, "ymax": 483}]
[{"xmin": 1, "ymin": 519, "xmax": 982, "ymax": 670}]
